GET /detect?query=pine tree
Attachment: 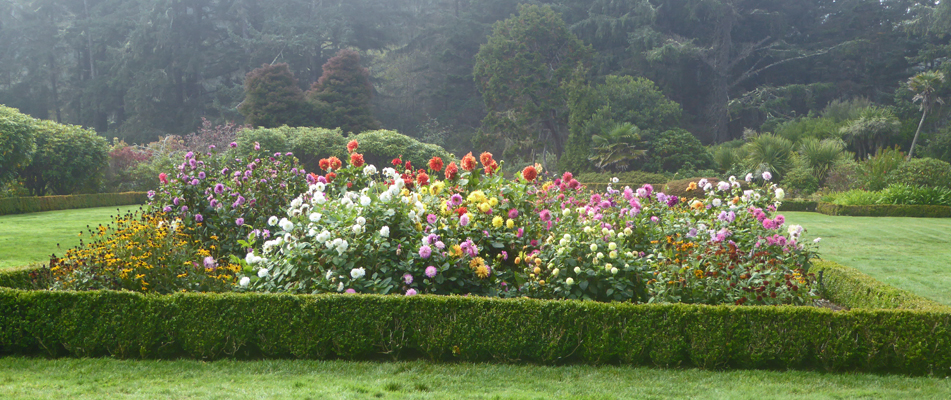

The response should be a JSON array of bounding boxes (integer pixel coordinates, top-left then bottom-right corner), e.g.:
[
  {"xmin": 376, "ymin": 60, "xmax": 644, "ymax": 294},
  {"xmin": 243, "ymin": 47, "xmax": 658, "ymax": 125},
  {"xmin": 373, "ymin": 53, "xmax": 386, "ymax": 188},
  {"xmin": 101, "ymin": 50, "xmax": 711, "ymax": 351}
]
[{"xmin": 306, "ymin": 49, "xmax": 380, "ymax": 134}]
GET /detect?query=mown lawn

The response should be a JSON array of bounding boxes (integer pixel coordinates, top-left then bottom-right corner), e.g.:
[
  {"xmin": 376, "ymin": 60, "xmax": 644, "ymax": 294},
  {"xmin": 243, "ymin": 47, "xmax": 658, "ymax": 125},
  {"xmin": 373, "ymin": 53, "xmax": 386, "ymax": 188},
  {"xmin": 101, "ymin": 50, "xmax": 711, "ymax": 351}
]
[
  {"xmin": 1, "ymin": 357, "xmax": 948, "ymax": 400},
  {"xmin": 0, "ymin": 206, "xmax": 141, "ymax": 269},
  {"xmin": 784, "ymin": 211, "xmax": 951, "ymax": 305}
]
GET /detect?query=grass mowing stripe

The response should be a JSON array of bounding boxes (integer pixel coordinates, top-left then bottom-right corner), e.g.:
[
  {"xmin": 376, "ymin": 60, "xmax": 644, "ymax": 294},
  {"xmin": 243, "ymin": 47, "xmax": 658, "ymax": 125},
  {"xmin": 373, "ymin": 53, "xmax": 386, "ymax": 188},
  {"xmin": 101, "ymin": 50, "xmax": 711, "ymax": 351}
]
[
  {"xmin": 784, "ymin": 211, "xmax": 951, "ymax": 305},
  {"xmin": 0, "ymin": 357, "xmax": 948, "ymax": 399},
  {"xmin": 0, "ymin": 205, "xmax": 141, "ymax": 269}
]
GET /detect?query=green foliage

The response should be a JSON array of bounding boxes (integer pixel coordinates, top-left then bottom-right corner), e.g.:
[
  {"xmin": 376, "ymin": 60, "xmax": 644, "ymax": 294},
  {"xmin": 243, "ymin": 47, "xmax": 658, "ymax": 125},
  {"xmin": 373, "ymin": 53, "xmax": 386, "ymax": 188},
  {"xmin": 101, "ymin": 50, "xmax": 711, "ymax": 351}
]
[
  {"xmin": 641, "ymin": 129, "xmax": 713, "ymax": 173},
  {"xmin": 0, "ymin": 287, "xmax": 949, "ymax": 375},
  {"xmin": 826, "ymin": 190, "xmax": 884, "ymax": 206},
  {"xmin": 17, "ymin": 120, "xmax": 109, "ymax": 196},
  {"xmin": 712, "ymin": 144, "xmax": 748, "ymax": 174},
  {"xmin": 349, "ymin": 130, "xmax": 454, "ymax": 170},
  {"xmin": 862, "ymin": 146, "xmax": 906, "ymax": 191},
  {"xmin": 798, "ymin": 138, "xmax": 847, "ymax": 182},
  {"xmin": 839, "ymin": 106, "xmax": 901, "ymax": 160},
  {"xmin": 924, "ymin": 125, "xmax": 951, "ymax": 163},
  {"xmin": 820, "ymin": 97, "xmax": 874, "ymax": 123},
  {"xmin": 0, "ymin": 105, "xmax": 37, "ymax": 186},
  {"xmin": 575, "ymin": 171, "xmax": 669, "ymax": 188},
  {"xmin": 884, "ymin": 157, "xmax": 951, "ymax": 189},
  {"xmin": 236, "ymin": 128, "xmax": 291, "ymax": 155},
  {"xmin": 743, "ymin": 133, "xmax": 794, "ymax": 180},
  {"xmin": 822, "ymin": 159, "xmax": 865, "ymax": 192},
  {"xmin": 878, "ymin": 184, "xmax": 951, "ymax": 207},
  {"xmin": 305, "ymin": 49, "xmax": 380, "ymax": 134},
  {"xmin": 288, "ymin": 127, "xmax": 349, "ymax": 174},
  {"xmin": 473, "ymin": 4, "xmax": 593, "ymax": 161},
  {"xmin": 772, "ymin": 117, "xmax": 842, "ymax": 144},
  {"xmin": 238, "ymin": 64, "xmax": 316, "ymax": 129},
  {"xmin": 588, "ymin": 122, "xmax": 647, "ymax": 171},
  {"xmin": 565, "ymin": 75, "xmax": 684, "ymax": 173},
  {"xmin": 776, "ymin": 201, "xmax": 818, "ymax": 212},
  {"xmin": 780, "ymin": 163, "xmax": 820, "ymax": 197},
  {"xmin": 0, "ymin": 192, "xmax": 146, "ymax": 216}
]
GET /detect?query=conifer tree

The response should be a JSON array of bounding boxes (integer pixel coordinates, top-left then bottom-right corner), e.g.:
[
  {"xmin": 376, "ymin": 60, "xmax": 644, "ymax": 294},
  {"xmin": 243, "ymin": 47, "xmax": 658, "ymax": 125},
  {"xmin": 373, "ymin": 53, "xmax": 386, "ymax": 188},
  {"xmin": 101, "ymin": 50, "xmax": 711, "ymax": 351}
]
[
  {"xmin": 239, "ymin": 63, "xmax": 315, "ymax": 128},
  {"xmin": 306, "ymin": 49, "xmax": 380, "ymax": 134}
]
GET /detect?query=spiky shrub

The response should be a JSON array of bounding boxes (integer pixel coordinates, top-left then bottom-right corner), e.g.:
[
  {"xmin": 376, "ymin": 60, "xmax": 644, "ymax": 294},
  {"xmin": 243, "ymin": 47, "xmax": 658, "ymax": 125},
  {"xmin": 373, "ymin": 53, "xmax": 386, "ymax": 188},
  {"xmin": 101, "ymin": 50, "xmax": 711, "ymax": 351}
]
[
  {"xmin": 862, "ymin": 146, "xmax": 905, "ymax": 191},
  {"xmin": 799, "ymin": 138, "xmax": 847, "ymax": 182},
  {"xmin": 743, "ymin": 133, "xmax": 794, "ymax": 180}
]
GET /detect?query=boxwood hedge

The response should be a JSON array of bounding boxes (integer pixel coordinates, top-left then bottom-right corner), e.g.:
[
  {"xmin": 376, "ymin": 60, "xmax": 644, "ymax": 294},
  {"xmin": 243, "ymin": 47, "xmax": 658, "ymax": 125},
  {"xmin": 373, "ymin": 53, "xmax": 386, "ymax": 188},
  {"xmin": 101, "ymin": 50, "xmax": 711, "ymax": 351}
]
[
  {"xmin": 0, "ymin": 261, "xmax": 948, "ymax": 376},
  {"xmin": 0, "ymin": 192, "xmax": 147, "ymax": 216},
  {"xmin": 816, "ymin": 202, "xmax": 951, "ymax": 218}
]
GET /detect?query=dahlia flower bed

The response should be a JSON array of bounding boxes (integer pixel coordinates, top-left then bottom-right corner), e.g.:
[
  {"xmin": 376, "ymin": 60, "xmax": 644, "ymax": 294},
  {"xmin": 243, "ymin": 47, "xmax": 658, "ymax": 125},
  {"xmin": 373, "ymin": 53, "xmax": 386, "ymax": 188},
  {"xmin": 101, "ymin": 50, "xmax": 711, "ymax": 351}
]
[{"xmin": 48, "ymin": 141, "xmax": 818, "ymax": 306}]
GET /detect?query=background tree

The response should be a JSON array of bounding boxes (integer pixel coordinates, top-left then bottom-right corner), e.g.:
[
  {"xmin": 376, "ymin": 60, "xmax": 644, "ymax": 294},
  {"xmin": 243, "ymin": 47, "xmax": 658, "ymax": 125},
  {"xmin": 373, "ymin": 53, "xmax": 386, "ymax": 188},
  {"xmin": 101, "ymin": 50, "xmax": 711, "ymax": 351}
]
[
  {"xmin": 239, "ymin": 63, "xmax": 316, "ymax": 128},
  {"xmin": 588, "ymin": 122, "xmax": 647, "ymax": 172},
  {"xmin": 907, "ymin": 70, "xmax": 945, "ymax": 160},
  {"xmin": 306, "ymin": 49, "xmax": 380, "ymax": 134},
  {"xmin": 473, "ymin": 4, "xmax": 593, "ymax": 167}
]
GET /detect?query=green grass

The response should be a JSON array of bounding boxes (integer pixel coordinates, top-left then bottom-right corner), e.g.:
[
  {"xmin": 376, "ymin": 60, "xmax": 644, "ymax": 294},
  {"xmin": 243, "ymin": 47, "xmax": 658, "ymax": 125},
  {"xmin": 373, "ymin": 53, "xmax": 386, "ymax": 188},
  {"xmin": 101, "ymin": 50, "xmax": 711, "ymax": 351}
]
[
  {"xmin": 0, "ymin": 205, "xmax": 141, "ymax": 269},
  {"xmin": 784, "ymin": 211, "xmax": 951, "ymax": 305},
  {"xmin": 1, "ymin": 357, "xmax": 949, "ymax": 399}
]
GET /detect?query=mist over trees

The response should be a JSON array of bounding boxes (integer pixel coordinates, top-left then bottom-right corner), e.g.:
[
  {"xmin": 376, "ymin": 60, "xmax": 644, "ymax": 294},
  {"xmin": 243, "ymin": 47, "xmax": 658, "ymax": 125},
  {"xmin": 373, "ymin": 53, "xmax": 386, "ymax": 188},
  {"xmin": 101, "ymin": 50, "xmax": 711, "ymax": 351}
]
[{"xmin": 3, "ymin": 0, "xmax": 951, "ymax": 166}]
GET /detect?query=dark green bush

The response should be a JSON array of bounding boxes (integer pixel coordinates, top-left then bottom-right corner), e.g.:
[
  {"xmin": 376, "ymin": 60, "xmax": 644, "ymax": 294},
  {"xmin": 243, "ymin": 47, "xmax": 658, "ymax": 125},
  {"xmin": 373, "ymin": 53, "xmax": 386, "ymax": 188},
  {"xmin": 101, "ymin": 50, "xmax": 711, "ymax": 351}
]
[
  {"xmin": 641, "ymin": 129, "xmax": 714, "ymax": 173},
  {"xmin": 0, "ymin": 192, "xmax": 147, "ymax": 216},
  {"xmin": 16, "ymin": 119, "xmax": 110, "ymax": 196},
  {"xmin": 781, "ymin": 164, "xmax": 820, "ymax": 197},
  {"xmin": 816, "ymin": 202, "xmax": 951, "ymax": 217}
]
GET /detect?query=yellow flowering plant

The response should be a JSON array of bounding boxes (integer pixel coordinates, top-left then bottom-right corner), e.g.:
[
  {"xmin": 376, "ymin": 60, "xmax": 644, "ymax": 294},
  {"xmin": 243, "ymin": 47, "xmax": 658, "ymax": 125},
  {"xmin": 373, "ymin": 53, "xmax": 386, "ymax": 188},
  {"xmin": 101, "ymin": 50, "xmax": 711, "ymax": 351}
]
[{"xmin": 48, "ymin": 210, "xmax": 240, "ymax": 293}]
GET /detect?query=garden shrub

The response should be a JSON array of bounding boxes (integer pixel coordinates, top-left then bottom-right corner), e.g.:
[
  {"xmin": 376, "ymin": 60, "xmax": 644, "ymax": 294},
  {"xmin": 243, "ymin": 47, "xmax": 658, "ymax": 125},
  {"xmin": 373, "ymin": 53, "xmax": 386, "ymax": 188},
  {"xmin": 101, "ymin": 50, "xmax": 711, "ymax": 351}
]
[
  {"xmin": 575, "ymin": 171, "xmax": 669, "ymax": 192},
  {"xmin": 16, "ymin": 119, "xmax": 109, "ymax": 196},
  {"xmin": 236, "ymin": 127, "xmax": 291, "ymax": 155},
  {"xmin": 288, "ymin": 126, "xmax": 348, "ymax": 173},
  {"xmin": 0, "ymin": 192, "xmax": 147, "ymax": 216},
  {"xmin": 640, "ymin": 128, "xmax": 714, "ymax": 173},
  {"xmin": 878, "ymin": 183, "xmax": 951, "ymax": 206},
  {"xmin": 823, "ymin": 158, "xmax": 865, "ymax": 192},
  {"xmin": 863, "ymin": 146, "xmax": 905, "ymax": 191},
  {"xmin": 348, "ymin": 129, "xmax": 455, "ymax": 170},
  {"xmin": 780, "ymin": 162, "xmax": 820, "ymax": 197},
  {"xmin": 0, "ymin": 105, "xmax": 38, "ymax": 186},
  {"xmin": 884, "ymin": 157, "xmax": 951, "ymax": 189},
  {"xmin": 776, "ymin": 201, "xmax": 818, "ymax": 212}
]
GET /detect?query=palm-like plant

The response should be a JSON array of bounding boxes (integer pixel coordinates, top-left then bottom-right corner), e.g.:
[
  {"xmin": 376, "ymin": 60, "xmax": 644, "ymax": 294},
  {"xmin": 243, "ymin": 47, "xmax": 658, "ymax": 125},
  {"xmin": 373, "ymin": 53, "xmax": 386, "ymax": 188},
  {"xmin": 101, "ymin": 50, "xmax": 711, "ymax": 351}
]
[
  {"xmin": 588, "ymin": 122, "xmax": 648, "ymax": 171},
  {"xmin": 907, "ymin": 70, "xmax": 945, "ymax": 160},
  {"xmin": 799, "ymin": 138, "xmax": 846, "ymax": 182},
  {"xmin": 744, "ymin": 133, "xmax": 794, "ymax": 179},
  {"xmin": 838, "ymin": 106, "xmax": 900, "ymax": 160}
]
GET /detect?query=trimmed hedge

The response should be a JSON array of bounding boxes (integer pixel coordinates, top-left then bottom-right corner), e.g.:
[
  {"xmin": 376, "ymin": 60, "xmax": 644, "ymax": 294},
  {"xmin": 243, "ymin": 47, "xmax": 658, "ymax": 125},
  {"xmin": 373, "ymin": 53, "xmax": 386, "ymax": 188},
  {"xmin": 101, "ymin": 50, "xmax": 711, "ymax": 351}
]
[
  {"xmin": 1, "ymin": 262, "xmax": 950, "ymax": 375},
  {"xmin": 816, "ymin": 202, "xmax": 951, "ymax": 218},
  {"xmin": 0, "ymin": 192, "xmax": 147, "ymax": 216},
  {"xmin": 777, "ymin": 200, "xmax": 818, "ymax": 212},
  {"xmin": 811, "ymin": 260, "xmax": 951, "ymax": 312},
  {"xmin": 0, "ymin": 266, "xmax": 47, "ymax": 290}
]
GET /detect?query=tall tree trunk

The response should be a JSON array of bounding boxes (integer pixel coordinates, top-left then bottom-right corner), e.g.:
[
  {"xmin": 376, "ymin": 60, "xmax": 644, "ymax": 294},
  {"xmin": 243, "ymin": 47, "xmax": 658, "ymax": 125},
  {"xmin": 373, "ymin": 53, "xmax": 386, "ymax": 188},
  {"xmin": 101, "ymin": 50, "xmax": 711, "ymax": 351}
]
[
  {"xmin": 703, "ymin": 2, "xmax": 735, "ymax": 143},
  {"xmin": 48, "ymin": 54, "xmax": 61, "ymax": 123},
  {"xmin": 908, "ymin": 107, "xmax": 927, "ymax": 160}
]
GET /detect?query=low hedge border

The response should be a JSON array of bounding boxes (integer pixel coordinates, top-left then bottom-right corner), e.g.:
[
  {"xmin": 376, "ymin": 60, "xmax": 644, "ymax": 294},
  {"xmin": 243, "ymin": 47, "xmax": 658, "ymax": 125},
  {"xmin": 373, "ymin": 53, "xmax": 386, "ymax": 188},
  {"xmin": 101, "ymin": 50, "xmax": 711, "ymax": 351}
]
[
  {"xmin": 777, "ymin": 200, "xmax": 818, "ymax": 212},
  {"xmin": 0, "ymin": 192, "xmax": 147, "ymax": 216},
  {"xmin": 811, "ymin": 260, "xmax": 951, "ymax": 312},
  {"xmin": 0, "ymin": 262, "xmax": 950, "ymax": 375},
  {"xmin": 816, "ymin": 202, "xmax": 951, "ymax": 218}
]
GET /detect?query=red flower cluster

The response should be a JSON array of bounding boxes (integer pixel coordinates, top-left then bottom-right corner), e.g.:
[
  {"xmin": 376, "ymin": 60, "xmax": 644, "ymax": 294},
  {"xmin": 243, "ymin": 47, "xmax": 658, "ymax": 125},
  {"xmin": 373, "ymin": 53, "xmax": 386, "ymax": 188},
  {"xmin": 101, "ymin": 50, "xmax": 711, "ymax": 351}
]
[
  {"xmin": 445, "ymin": 162, "xmax": 459, "ymax": 180},
  {"xmin": 347, "ymin": 140, "xmax": 359, "ymax": 153},
  {"xmin": 350, "ymin": 153, "xmax": 364, "ymax": 167},
  {"xmin": 319, "ymin": 156, "xmax": 343, "ymax": 171},
  {"xmin": 480, "ymin": 151, "xmax": 498, "ymax": 175},
  {"xmin": 522, "ymin": 165, "xmax": 538, "ymax": 182},
  {"xmin": 428, "ymin": 156, "xmax": 443, "ymax": 172},
  {"xmin": 454, "ymin": 206, "xmax": 468, "ymax": 216},
  {"xmin": 461, "ymin": 152, "xmax": 477, "ymax": 171},
  {"xmin": 326, "ymin": 172, "xmax": 337, "ymax": 183},
  {"xmin": 416, "ymin": 171, "xmax": 430, "ymax": 186}
]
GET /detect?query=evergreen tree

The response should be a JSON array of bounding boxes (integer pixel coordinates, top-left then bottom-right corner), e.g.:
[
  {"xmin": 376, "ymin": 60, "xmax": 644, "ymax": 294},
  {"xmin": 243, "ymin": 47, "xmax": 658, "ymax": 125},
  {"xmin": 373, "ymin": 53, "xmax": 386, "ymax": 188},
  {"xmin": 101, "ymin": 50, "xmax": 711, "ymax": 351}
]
[
  {"xmin": 239, "ymin": 63, "xmax": 316, "ymax": 128},
  {"xmin": 306, "ymin": 49, "xmax": 380, "ymax": 134}
]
